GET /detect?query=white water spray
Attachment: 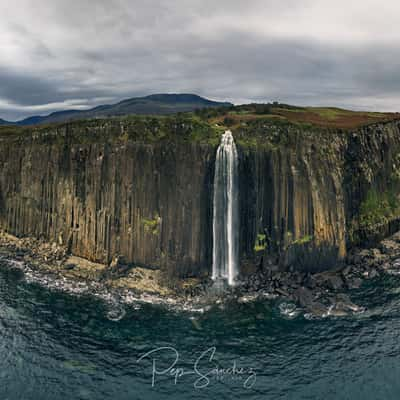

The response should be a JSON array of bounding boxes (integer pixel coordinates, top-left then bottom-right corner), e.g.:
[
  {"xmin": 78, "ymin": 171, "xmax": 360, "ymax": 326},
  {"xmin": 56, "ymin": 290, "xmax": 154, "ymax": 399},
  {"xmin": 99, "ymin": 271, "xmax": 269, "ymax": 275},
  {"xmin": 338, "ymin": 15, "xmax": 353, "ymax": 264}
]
[{"xmin": 212, "ymin": 130, "xmax": 239, "ymax": 286}]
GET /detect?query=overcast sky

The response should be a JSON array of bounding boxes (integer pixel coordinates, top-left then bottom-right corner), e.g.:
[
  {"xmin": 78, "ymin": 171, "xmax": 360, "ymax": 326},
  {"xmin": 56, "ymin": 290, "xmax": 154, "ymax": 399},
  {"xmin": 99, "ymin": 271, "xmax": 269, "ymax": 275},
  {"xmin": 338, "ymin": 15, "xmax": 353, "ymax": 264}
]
[{"xmin": 1, "ymin": 0, "xmax": 400, "ymax": 120}]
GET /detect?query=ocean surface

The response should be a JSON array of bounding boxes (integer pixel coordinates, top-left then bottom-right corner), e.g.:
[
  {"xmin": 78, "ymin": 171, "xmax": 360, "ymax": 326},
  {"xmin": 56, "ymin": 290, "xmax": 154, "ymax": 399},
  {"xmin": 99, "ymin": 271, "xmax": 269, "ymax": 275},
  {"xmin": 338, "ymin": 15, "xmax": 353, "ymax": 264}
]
[{"xmin": 0, "ymin": 259, "xmax": 400, "ymax": 400}]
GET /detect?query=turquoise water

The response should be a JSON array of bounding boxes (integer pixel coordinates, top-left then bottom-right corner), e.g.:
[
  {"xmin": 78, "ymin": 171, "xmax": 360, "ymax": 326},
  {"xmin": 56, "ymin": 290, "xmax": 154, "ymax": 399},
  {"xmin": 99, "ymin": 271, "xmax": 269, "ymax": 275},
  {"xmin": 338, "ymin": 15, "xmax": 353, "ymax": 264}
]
[{"xmin": 0, "ymin": 261, "xmax": 400, "ymax": 399}]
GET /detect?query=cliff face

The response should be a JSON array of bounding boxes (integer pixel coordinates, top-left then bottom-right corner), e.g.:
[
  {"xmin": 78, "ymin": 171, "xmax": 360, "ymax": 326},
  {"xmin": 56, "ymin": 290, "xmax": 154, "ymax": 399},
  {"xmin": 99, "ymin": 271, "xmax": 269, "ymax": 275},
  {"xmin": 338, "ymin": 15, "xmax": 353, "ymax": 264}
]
[
  {"xmin": 238, "ymin": 132, "xmax": 346, "ymax": 272},
  {"xmin": 0, "ymin": 134, "xmax": 214, "ymax": 278},
  {"xmin": 1, "ymin": 118, "xmax": 400, "ymax": 278}
]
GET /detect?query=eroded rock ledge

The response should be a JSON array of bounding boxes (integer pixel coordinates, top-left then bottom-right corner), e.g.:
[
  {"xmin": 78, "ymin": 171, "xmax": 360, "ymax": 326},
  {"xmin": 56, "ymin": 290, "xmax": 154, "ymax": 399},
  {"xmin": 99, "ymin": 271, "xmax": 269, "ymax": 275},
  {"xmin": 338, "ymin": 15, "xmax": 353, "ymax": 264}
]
[{"xmin": 2, "ymin": 229, "xmax": 400, "ymax": 317}]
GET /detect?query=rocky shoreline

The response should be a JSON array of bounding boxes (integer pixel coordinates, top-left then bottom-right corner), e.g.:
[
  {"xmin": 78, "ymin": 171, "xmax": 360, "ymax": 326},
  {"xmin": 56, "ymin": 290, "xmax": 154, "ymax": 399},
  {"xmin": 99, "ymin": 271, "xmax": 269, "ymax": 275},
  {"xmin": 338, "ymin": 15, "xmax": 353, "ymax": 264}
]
[
  {"xmin": 239, "ymin": 232, "xmax": 400, "ymax": 316},
  {"xmin": 0, "ymin": 231, "xmax": 187, "ymax": 313},
  {"xmin": 1, "ymin": 229, "xmax": 400, "ymax": 317}
]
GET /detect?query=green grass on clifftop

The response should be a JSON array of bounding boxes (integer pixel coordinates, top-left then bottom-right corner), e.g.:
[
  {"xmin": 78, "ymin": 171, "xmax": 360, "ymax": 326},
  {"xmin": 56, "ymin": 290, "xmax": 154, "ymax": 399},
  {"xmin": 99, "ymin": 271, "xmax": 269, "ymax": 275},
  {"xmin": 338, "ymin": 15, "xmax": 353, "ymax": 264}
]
[
  {"xmin": 1, "ymin": 103, "xmax": 400, "ymax": 145},
  {"xmin": 195, "ymin": 103, "xmax": 400, "ymax": 130},
  {"xmin": 0, "ymin": 114, "xmax": 224, "ymax": 145}
]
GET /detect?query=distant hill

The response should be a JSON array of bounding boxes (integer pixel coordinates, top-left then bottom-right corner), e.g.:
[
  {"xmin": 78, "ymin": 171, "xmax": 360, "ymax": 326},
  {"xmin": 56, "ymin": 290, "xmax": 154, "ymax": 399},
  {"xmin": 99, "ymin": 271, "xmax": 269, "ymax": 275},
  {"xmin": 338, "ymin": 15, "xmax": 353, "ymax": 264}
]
[{"xmin": 1, "ymin": 94, "xmax": 232, "ymax": 126}]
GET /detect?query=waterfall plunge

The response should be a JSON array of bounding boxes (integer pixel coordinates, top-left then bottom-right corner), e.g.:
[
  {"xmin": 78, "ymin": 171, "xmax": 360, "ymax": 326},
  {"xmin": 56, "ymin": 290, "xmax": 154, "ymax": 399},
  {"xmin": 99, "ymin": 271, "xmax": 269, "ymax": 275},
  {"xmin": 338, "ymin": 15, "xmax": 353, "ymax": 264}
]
[{"xmin": 212, "ymin": 130, "xmax": 239, "ymax": 286}]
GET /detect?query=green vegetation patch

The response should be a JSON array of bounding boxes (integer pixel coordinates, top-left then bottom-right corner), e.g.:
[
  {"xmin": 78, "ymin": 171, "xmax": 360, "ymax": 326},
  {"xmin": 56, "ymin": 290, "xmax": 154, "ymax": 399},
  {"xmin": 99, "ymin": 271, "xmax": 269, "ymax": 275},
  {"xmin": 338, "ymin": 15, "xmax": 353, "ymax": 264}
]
[
  {"xmin": 142, "ymin": 215, "xmax": 160, "ymax": 235},
  {"xmin": 254, "ymin": 233, "xmax": 267, "ymax": 252},
  {"xmin": 0, "ymin": 114, "xmax": 223, "ymax": 146},
  {"xmin": 358, "ymin": 188, "xmax": 400, "ymax": 229},
  {"xmin": 292, "ymin": 234, "xmax": 314, "ymax": 245}
]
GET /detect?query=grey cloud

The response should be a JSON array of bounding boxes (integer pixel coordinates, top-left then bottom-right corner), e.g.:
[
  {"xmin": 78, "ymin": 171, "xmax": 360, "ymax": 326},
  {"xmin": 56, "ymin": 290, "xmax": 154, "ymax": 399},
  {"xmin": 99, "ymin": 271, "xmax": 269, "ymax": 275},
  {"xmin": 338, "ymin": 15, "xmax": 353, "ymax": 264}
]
[
  {"xmin": 0, "ymin": 69, "xmax": 64, "ymax": 107},
  {"xmin": 1, "ymin": 0, "xmax": 400, "ymax": 120}
]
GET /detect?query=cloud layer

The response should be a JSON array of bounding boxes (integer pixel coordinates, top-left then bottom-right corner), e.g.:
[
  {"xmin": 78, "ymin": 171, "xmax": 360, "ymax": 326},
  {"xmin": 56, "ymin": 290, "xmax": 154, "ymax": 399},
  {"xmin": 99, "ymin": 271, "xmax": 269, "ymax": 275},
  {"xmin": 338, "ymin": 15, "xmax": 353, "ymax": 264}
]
[{"xmin": 1, "ymin": 0, "xmax": 400, "ymax": 120}]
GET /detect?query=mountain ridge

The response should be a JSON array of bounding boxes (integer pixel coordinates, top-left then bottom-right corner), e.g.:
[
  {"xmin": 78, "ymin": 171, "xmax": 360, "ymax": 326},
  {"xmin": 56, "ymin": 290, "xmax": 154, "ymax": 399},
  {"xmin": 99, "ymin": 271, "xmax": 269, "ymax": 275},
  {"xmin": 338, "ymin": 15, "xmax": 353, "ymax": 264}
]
[{"xmin": 0, "ymin": 93, "xmax": 232, "ymax": 126}]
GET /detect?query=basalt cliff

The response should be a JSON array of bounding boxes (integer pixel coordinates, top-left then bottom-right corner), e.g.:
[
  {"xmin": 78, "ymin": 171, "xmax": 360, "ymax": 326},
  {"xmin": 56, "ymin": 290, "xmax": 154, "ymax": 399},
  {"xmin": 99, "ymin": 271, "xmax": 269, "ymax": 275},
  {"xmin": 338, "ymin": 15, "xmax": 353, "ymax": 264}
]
[{"xmin": 1, "ymin": 107, "xmax": 400, "ymax": 282}]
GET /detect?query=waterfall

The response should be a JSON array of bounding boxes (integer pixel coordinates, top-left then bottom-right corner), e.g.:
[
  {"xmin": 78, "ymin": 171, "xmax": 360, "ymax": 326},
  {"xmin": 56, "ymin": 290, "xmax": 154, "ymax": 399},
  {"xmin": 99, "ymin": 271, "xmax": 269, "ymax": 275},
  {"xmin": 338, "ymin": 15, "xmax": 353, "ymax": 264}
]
[{"xmin": 212, "ymin": 130, "xmax": 239, "ymax": 286}]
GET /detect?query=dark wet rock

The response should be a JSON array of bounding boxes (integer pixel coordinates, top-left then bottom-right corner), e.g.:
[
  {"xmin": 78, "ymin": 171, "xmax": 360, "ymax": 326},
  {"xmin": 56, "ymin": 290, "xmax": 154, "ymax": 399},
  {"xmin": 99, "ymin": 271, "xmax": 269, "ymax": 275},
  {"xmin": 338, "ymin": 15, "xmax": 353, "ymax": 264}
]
[
  {"xmin": 16, "ymin": 249, "xmax": 27, "ymax": 257},
  {"xmin": 390, "ymin": 232, "xmax": 400, "ymax": 243},
  {"xmin": 292, "ymin": 286, "xmax": 329, "ymax": 316},
  {"xmin": 264, "ymin": 261, "xmax": 279, "ymax": 272},
  {"xmin": 368, "ymin": 268, "xmax": 379, "ymax": 279},
  {"xmin": 379, "ymin": 239, "xmax": 400, "ymax": 256},
  {"xmin": 291, "ymin": 272, "xmax": 305, "ymax": 285},
  {"xmin": 293, "ymin": 286, "xmax": 314, "ymax": 308},
  {"xmin": 107, "ymin": 255, "xmax": 132, "ymax": 277},
  {"xmin": 326, "ymin": 274, "xmax": 344, "ymax": 290},
  {"xmin": 358, "ymin": 249, "xmax": 371, "ymax": 259},
  {"xmin": 381, "ymin": 262, "xmax": 392, "ymax": 271},
  {"xmin": 370, "ymin": 248, "xmax": 381, "ymax": 257},
  {"xmin": 305, "ymin": 301, "xmax": 328, "ymax": 317},
  {"xmin": 345, "ymin": 277, "xmax": 363, "ymax": 289},
  {"xmin": 303, "ymin": 274, "xmax": 318, "ymax": 289},
  {"xmin": 345, "ymin": 253, "xmax": 361, "ymax": 266},
  {"xmin": 365, "ymin": 249, "xmax": 387, "ymax": 267},
  {"xmin": 110, "ymin": 255, "xmax": 127, "ymax": 269},
  {"xmin": 311, "ymin": 270, "xmax": 344, "ymax": 290},
  {"xmin": 330, "ymin": 294, "xmax": 363, "ymax": 315},
  {"xmin": 273, "ymin": 280, "xmax": 281, "ymax": 289},
  {"xmin": 106, "ymin": 306, "xmax": 126, "ymax": 321},
  {"xmin": 341, "ymin": 265, "xmax": 352, "ymax": 277},
  {"xmin": 327, "ymin": 306, "xmax": 349, "ymax": 317},
  {"xmin": 275, "ymin": 288, "xmax": 290, "ymax": 297}
]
